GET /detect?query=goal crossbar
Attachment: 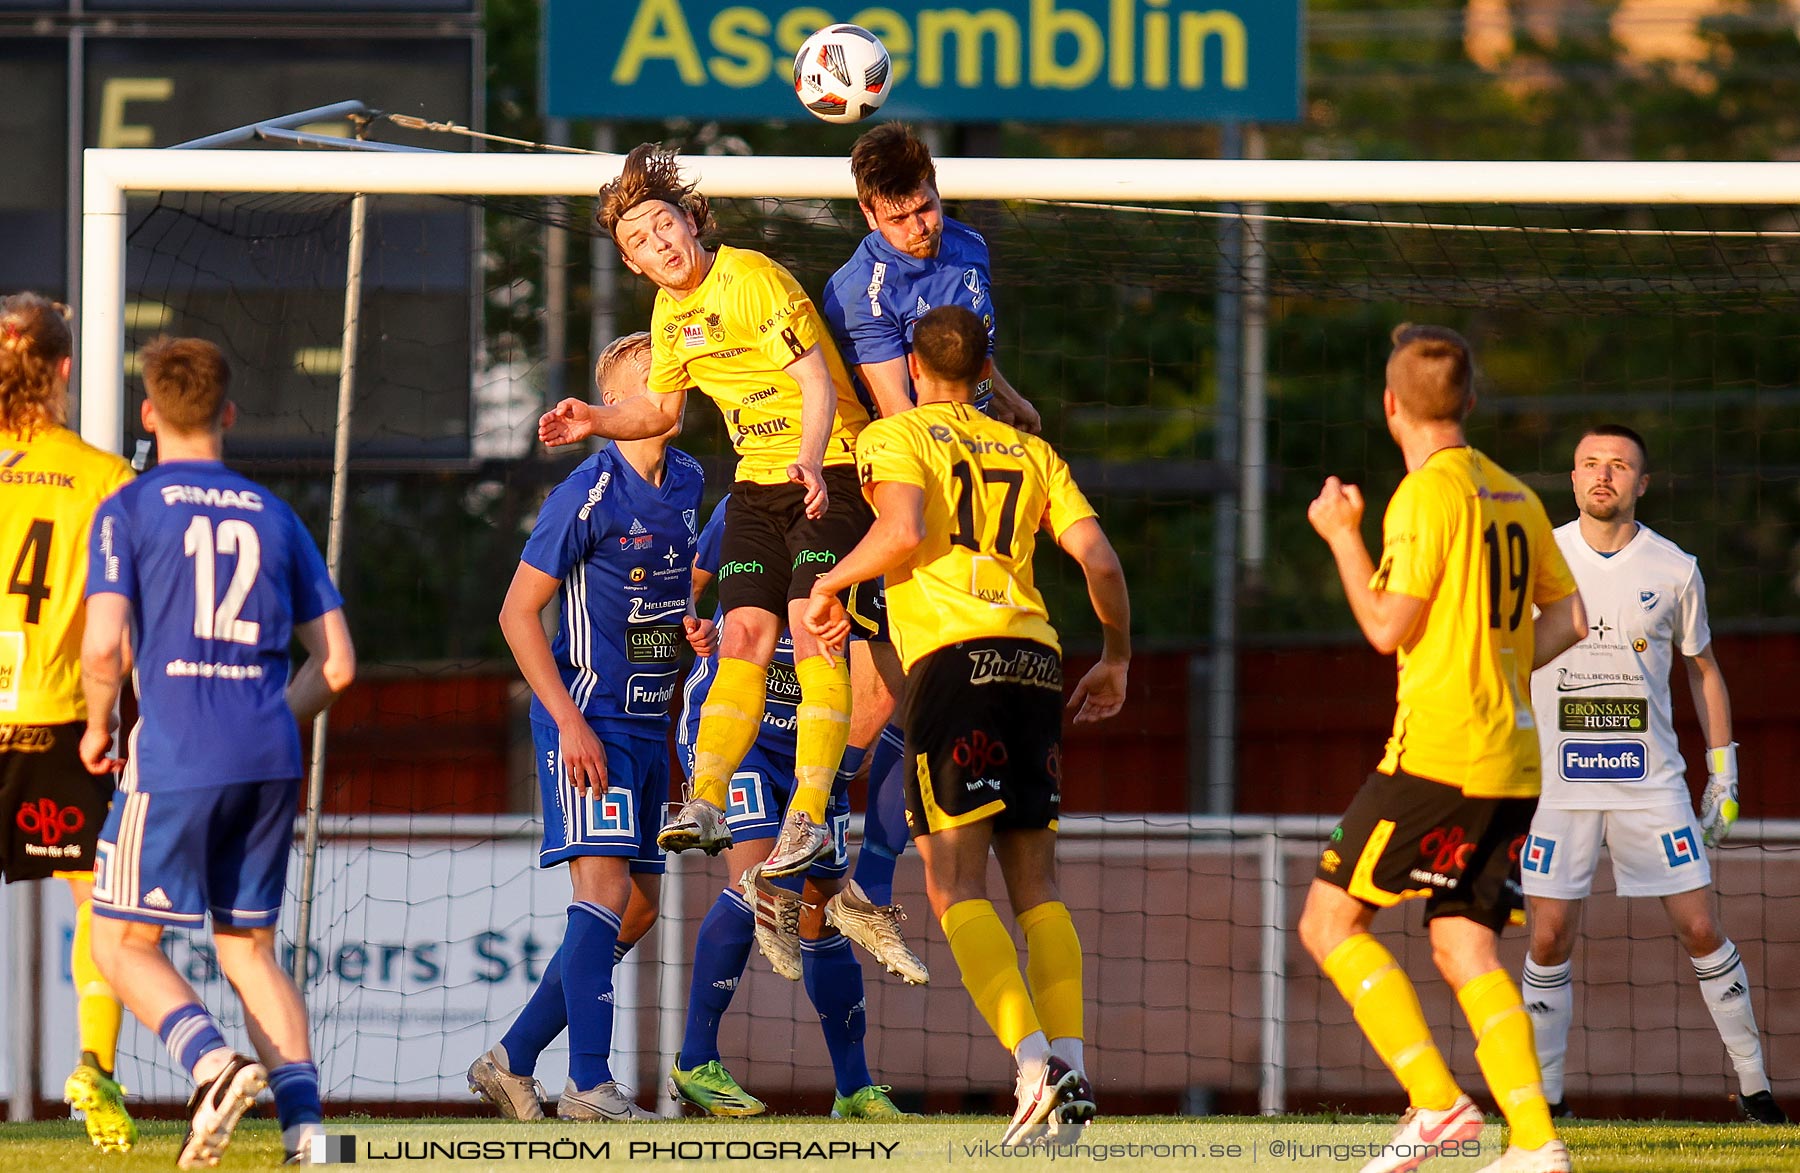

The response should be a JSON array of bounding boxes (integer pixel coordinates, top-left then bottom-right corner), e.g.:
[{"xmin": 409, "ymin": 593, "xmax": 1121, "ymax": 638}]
[{"xmin": 78, "ymin": 147, "xmax": 1800, "ymax": 454}]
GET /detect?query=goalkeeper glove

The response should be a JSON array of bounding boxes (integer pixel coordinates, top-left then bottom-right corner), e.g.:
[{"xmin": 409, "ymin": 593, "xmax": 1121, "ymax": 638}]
[{"xmin": 1700, "ymin": 742, "xmax": 1740, "ymax": 847}]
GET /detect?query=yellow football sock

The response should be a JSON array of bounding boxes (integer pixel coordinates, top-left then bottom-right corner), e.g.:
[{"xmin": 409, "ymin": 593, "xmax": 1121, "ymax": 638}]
[
  {"xmin": 1459, "ymin": 968, "xmax": 1555, "ymax": 1150},
  {"xmin": 690, "ymin": 657, "xmax": 768, "ymax": 809},
  {"xmin": 791, "ymin": 655, "xmax": 851, "ymax": 824},
  {"xmin": 1323, "ymin": 933, "xmax": 1461, "ymax": 1112},
  {"xmin": 1019, "ymin": 901, "xmax": 1084, "ymax": 1044},
  {"xmin": 942, "ymin": 899, "xmax": 1041, "ymax": 1052},
  {"xmin": 72, "ymin": 898, "xmax": 122, "ymax": 1075}
]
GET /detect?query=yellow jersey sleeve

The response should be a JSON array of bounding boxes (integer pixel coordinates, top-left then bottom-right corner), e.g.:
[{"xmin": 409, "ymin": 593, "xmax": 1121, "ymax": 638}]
[
  {"xmin": 648, "ymin": 299, "xmax": 689, "ymax": 396},
  {"xmin": 1039, "ymin": 442, "xmax": 1097, "ymax": 539},
  {"xmin": 1374, "ymin": 469, "xmax": 1453, "ymax": 600},
  {"xmin": 729, "ymin": 260, "xmax": 827, "ymax": 372},
  {"xmin": 1531, "ymin": 493, "xmax": 1578, "ymax": 605},
  {"xmin": 856, "ymin": 419, "xmax": 926, "ymax": 494}
]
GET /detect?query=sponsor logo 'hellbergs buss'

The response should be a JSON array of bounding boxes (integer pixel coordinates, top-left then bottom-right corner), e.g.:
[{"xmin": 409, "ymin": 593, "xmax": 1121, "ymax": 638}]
[{"xmin": 1560, "ymin": 740, "xmax": 1648, "ymax": 782}]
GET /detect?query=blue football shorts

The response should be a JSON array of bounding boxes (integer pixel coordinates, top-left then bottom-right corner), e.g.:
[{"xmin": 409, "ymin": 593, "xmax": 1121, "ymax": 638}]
[
  {"xmin": 534, "ymin": 718, "xmax": 668, "ymax": 873},
  {"xmin": 92, "ymin": 777, "xmax": 298, "ymax": 929}
]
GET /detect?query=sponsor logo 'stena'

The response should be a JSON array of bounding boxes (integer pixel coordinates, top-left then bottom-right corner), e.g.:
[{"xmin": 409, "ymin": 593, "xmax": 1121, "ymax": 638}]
[
  {"xmin": 1557, "ymin": 697, "xmax": 1648, "ymax": 732},
  {"xmin": 966, "ymin": 647, "xmax": 1062, "ymax": 690},
  {"xmin": 577, "ymin": 471, "xmax": 612, "ymax": 521},
  {"xmin": 1559, "ymin": 740, "xmax": 1648, "ymax": 782},
  {"xmin": 160, "ymin": 484, "xmax": 264, "ymax": 510}
]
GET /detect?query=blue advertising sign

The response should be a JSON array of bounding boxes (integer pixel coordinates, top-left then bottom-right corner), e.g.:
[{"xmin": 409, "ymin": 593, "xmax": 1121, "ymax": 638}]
[{"xmin": 547, "ymin": 1, "xmax": 1301, "ymax": 124}]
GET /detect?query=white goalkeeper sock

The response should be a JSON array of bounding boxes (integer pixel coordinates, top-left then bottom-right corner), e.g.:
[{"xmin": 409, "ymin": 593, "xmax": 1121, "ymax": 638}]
[
  {"xmin": 1013, "ymin": 1032, "xmax": 1051, "ymax": 1088},
  {"xmin": 1521, "ymin": 958, "xmax": 1573, "ymax": 1103},
  {"xmin": 1691, "ymin": 939, "xmax": 1770, "ymax": 1096}
]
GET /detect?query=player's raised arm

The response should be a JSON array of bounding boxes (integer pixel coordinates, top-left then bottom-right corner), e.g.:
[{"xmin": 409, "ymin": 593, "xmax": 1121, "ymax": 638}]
[
  {"xmin": 1054, "ymin": 516, "xmax": 1130, "ymax": 724},
  {"xmin": 539, "ymin": 388, "xmax": 684, "ymax": 448},
  {"xmin": 1308, "ymin": 476, "xmax": 1427, "ymax": 656},
  {"xmin": 985, "ymin": 364, "xmax": 1043, "ymax": 435},
  {"xmin": 804, "ymin": 478, "xmax": 926, "ymax": 657}
]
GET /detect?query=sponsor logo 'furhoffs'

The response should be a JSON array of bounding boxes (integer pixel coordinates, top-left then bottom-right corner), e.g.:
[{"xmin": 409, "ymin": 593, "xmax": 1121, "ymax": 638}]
[
  {"xmin": 966, "ymin": 647, "xmax": 1062, "ymax": 690},
  {"xmin": 1560, "ymin": 740, "xmax": 1648, "ymax": 782}
]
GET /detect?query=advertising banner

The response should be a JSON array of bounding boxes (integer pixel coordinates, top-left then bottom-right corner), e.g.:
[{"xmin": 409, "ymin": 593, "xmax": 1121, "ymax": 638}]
[{"xmin": 547, "ymin": 0, "xmax": 1302, "ymax": 123}]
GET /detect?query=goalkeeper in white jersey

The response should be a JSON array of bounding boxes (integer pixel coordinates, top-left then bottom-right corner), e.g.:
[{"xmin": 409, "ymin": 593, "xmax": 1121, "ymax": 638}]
[{"xmin": 1520, "ymin": 424, "xmax": 1787, "ymax": 1125}]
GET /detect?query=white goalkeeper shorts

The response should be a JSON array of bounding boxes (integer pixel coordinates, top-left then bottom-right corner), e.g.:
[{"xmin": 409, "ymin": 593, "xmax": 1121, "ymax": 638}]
[{"xmin": 1520, "ymin": 802, "xmax": 1711, "ymax": 900}]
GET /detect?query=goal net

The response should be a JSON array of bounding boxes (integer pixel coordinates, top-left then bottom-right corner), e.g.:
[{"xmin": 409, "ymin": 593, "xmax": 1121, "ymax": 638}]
[{"xmin": 51, "ymin": 147, "xmax": 1800, "ymax": 1118}]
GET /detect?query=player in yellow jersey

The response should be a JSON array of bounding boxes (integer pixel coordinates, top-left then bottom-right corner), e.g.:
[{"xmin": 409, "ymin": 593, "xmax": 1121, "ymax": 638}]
[
  {"xmin": 1297, "ymin": 325, "xmax": 1588, "ymax": 1173},
  {"xmin": 540, "ymin": 144, "xmax": 872, "ymax": 878},
  {"xmin": 803, "ymin": 306, "xmax": 1130, "ymax": 1148},
  {"xmin": 0, "ymin": 292, "xmax": 136, "ymax": 1151}
]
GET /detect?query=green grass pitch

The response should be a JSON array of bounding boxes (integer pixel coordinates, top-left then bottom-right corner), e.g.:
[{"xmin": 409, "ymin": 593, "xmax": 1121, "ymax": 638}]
[{"xmin": 2, "ymin": 1114, "xmax": 1794, "ymax": 1172}]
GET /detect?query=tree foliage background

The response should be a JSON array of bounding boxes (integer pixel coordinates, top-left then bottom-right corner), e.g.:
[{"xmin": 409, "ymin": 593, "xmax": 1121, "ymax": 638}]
[{"xmin": 307, "ymin": 1, "xmax": 1800, "ymax": 663}]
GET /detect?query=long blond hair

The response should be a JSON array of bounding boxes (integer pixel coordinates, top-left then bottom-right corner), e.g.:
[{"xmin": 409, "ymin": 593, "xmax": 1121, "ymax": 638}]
[{"xmin": 0, "ymin": 293, "xmax": 72, "ymax": 435}]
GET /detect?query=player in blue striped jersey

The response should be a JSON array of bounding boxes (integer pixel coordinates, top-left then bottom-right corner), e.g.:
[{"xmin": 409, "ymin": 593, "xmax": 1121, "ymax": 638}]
[
  {"xmin": 821, "ymin": 123, "xmax": 1039, "ymax": 432},
  {"xmin": 80, "ymin": 337, "xmax": 356, "ymax": 1168},
  {"xmin": 469, "ymin": 332, "xmax": 713, "ymax": 1124},
  {"xmin": 662, "ymin": 496, "xmax": 910, "ymax": 1120}
]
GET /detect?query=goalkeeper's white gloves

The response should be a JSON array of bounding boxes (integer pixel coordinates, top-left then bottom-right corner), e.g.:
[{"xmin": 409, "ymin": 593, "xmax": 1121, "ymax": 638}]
[{"xmin": 1700, "ymin": 742, "xmax": 1740, "ymax": 847}]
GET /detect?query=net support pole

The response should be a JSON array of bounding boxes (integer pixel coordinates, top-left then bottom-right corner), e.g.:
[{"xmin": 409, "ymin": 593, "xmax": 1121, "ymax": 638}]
[
  {"xmin": 1240, "ymin": 126, "xmax": 1270, "ymax": 588},
  {"xmin": 8, "ymin": 880, "xmax": 42, "ymax": 1120},
  {"xmin": 655, "ymin": 850, "xmax": 689, "ymax": 1118},
  {"xmin": 543, "ymin": 117, "xmax": 570, "ymax": 406},
  {"xmin": 1257, "ymin": 829, "xmax": 1287, "ymax": 1115},
  {"xmin": 591, "ymin": 123, "xmax": 618, "ymax": 362},
  {"xmin": 1207, "ymin": 123, "xmax": 1243, "ymax": 815},
  {"xmin": 293, "ymin": 189, "xmax": 367, "ymax": 988}
]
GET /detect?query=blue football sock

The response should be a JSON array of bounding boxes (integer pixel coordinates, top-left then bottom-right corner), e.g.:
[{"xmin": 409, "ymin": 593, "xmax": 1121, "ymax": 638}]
[
  {"xmin": 499, "ymin": 944, "xmax": 567, "ymax": 1078},
  {"xmin": 854, "ymin": 726, "xmax": 910, "ymax": 904},
  {"xmin": 802, "ymin": 934, "xmax": 872, "ymax": 1096},
  {"xmin": 561, "ymin": 902, "xmax": 622, "ymax": 1088},
  {"xmin": 833, "ymin": 743, "xmax": 869, "ymax": 800},
  {"xmin": 678, "ymin": 889, "xmax": 755, "ymax": 1071},
  {"xmin": 158, "ymin": 1003, "xmax": 228, "ymax": 1081},
  {"xmin": 267, "ymin": 1061, "xmax": 323, "ymax": 1131}
]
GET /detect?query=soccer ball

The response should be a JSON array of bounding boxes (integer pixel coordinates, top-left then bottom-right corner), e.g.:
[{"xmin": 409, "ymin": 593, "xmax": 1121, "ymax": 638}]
[{"xmin": 793, "ymin": 24, "xmax": 893, "ymax": 125}]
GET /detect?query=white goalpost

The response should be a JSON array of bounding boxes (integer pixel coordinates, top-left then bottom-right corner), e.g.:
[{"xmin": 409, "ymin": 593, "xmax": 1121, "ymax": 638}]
[
  {"xmin": 66, "ymin": 145, "xmax": 1800, "ymax": 1117},
  {"xmin": 78, "ymin": 147, "xmax": 1800, "ymax": 452}
]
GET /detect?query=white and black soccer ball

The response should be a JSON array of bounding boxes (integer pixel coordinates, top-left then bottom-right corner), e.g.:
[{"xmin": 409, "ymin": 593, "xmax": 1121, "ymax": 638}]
[{"xmin": 793, "ymin": 24, "xmax": 893, "ymax": 125}]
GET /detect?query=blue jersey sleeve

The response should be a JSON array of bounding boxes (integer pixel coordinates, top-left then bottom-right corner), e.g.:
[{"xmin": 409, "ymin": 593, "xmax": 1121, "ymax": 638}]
[
  {"xmin": 520, "ymin": 477, "xmax": 597, "ymax": 582},
  {"xmin": 286, "ymin": 506, "xmax": 343, "ymax": 624},
  {"xmin": 825, "ymin": 251, "xmax": 907, "ymax": 368},
  {"xmin": 693, "ymin": 498, "xmax": 728, "ymax": 577},
  {"xmin": 86, "ymin": 493, "xmax": 137, "ymax": 603}
]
